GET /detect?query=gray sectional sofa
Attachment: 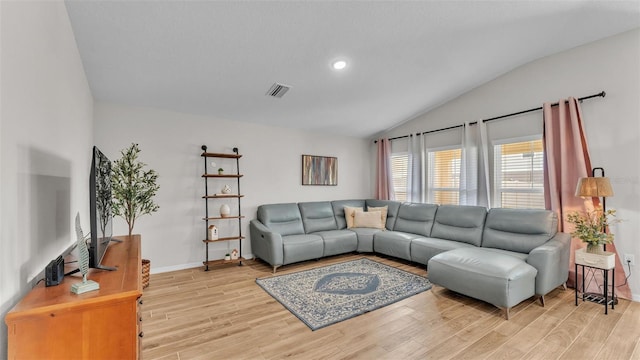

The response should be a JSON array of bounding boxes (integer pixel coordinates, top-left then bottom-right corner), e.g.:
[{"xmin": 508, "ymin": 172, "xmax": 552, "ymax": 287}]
[{"xmin": 249, "ymin": 199, "xmax": 571, "ymax": 318}]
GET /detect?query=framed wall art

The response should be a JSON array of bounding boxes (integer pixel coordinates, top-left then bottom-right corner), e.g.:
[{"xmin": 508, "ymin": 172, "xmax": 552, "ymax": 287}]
[{"xmin": 301, "ymin": 155, "xmax": 337, "ymax": 186}]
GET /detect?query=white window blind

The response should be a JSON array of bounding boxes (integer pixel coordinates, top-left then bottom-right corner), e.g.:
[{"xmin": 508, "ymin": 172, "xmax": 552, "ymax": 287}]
[
  {"xmin": 494, "ymin": 138, "xmax": 544, "ymax": 209},
  {"xmin": 391, "ymin": 153, "xmax": 408, "ymax": 202},
  {"xmin": 428, "ymin": 148, "xmax": 461, "ymax": 205}
]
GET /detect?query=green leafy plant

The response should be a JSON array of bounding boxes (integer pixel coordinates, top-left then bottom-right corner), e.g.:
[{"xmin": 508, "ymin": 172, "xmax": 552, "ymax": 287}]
[
  {"xmin": 111, "ymin": 143, "xmax": 160, "ymax": 236},
  {"xmin": 566, "ymin": 208, "xmax": 619, "ymax": 250}
]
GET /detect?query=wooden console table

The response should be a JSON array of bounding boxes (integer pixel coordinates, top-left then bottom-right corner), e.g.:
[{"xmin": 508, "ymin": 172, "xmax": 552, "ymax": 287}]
[{"xmin": 5, "ymin": 235, "xmax": 143, "ymax": 359}]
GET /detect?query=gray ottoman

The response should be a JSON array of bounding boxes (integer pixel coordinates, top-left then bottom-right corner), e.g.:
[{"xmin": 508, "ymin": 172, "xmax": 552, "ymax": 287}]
[{"xmin": 427, "ymin": 248, "xmax": 537, "ymax": 319}]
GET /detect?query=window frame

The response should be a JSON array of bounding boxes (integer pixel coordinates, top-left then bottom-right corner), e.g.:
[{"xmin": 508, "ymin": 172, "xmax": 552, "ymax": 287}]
[
  {"xmin": 427, "ymin": 145, "xmax": 462, "ymax": 205},
  {"xmin": 390, "ymin": 151, "xmax": 409, "ymax": 202},
  {"xmin": 492, "ymin": 135, "xmax": 544, "ymax": 209}
]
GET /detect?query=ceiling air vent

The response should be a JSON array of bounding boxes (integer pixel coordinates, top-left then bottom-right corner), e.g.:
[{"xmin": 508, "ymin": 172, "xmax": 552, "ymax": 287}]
[{"xmin": 266, "ymin": 83, "xmax": 291, "ymax": 98}]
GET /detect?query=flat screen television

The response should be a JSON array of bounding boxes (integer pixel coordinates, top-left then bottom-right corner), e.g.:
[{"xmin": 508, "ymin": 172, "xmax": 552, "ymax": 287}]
[{"xmin": 89, "ymin": 146, "xmax": 117, "ymax": 270}]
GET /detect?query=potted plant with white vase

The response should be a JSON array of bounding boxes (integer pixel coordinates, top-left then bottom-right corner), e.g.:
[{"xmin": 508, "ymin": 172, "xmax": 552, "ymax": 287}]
[
  {"xmin": 567, "ymin": 208, "xmax": 619, "ymax": 253},
  {"xmin": 111, "ymin": 143, "xmax": 160, "ymax": 288}
]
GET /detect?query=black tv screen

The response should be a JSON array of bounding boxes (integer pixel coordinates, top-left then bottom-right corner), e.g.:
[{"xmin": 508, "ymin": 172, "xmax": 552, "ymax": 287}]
[{"xmin": 89, "ymin": 146, "xmax": 114, "ymax": 270}]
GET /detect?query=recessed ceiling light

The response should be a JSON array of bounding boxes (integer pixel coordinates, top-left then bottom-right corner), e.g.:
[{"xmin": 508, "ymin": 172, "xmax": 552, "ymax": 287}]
[{"xmin": 332, "ymin": 60, "xmax": 347, "ymax": 70}]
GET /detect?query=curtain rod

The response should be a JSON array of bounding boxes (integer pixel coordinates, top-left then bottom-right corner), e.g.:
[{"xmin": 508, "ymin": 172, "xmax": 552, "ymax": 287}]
[{"xmin": 377, "ymin": 91, "xmax": 606, "ymax": 143}]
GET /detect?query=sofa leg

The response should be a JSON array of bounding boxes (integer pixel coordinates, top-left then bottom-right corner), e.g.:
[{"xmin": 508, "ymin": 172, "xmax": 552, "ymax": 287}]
[
  {"xmin": 562, "ymin": 282, "xmax": 567, "ymax": 291},
  {"xmin": 272, "ymin": 266, "xmax": 279, "ymax": 274},
  {"xmin": 504, "ymin": 307, "xmax": 510, "ymax": 320},
  {"xmin": 539, "ymin": 295, "xmax": 545, "ymax": 307}
]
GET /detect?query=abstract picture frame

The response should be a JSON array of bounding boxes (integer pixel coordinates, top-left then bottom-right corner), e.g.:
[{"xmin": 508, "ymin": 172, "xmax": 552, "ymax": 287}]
[{"xmin": 301, "ymin": 155, "xmax": 337, "ymax": 186}]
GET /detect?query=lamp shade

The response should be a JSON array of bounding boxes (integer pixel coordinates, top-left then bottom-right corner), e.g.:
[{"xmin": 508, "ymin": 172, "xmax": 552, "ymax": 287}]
[{"xmin": 575, "ymin": 177, "xmax": 614, "ymax": 197}]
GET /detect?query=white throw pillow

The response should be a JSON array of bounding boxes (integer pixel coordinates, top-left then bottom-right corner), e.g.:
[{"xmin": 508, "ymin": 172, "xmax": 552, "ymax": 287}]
[
  {"xmin": 366, "ymin": 205, "xmax": 388, "ymax": 228},
  {"xmin": 353, "ymin": 210, "xmax": 386, "ymax": 229},
  {"xmin": 344, "ymin": 206, "xmax": 363, "ymax": 229}
]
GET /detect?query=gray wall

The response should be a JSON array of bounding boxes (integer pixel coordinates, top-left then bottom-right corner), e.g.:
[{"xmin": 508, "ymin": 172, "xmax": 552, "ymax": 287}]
[
  {"xmin": 93, "ymin": 102, "xmax": 372, "ymax": 272},
  {"xmin": 0, "ymin": 1, "xmax": 94, "ymax": 356}
]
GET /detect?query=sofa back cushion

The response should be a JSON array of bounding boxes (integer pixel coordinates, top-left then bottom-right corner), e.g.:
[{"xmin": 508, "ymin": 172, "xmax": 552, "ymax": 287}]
[
  {"xmin": 298, "ymin": 201, "xmax": 338, "ymax": 233},
  {"xmin": 257, "ymin": 203, "xmax": 305, "ymax": 236},
  {"xmin": 366, "ymin": 200, "xmax": 401, "ymax": 230},
  {"xmin": 332, "ymin": 200, "xmax": 366, "ymax": 229},
  {"xmin": 482, "ymin": 208, "xmax": 558, "ymax": 253},
  {"xmin": 430, "ymin": 205, "xmax": 487, "ymax": 246},
  {"xmin": 393, "ymin": 203, "xmax": 438, "ymax": 236}
]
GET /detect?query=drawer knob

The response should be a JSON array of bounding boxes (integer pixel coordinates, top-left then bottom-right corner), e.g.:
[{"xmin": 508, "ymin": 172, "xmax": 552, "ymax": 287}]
[{"xmin": 139, "ymin": 332, "xmax": 144, "ymax": 338}]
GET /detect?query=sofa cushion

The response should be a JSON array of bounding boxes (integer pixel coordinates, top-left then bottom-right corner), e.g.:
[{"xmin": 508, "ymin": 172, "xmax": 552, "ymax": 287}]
[
  {"xmin": 430, "ymin": 205, "xmax": 487, "ymax": 246},
  {"xmin": 257, "ymin": 203, "xmax": 305, "ymax": 236},
  {"xmin": 428, "ymin": 248, "xmax": 537, "ymax": 308},
  {"xmin": 332, "ymin": 200, "xmax": 366, "ymax": 229},
  {"xmin": 282, "ymin": 234, "xmax": 324, "ymax": 265},
  {"xmin": 350, "ymin": 227, "xmax": 382, "ymax": 252},
  {"xmin": 313, "ymin": 230, "xmax": 358, "ymax": 256},
  {"xmin": 393, "ymin": 203, "xmax": 438, "ymax": 237},
  {"xmin": 366, "ymin": 200, "xmax": 401, "ymax": 230},
  {"xmin": 410, "ymin": 237, "xmax": 475, "ymax": 265},
  {"xmin": 373, "ymin": 231, "xmax": 421, "ymax": 261},
  {"xmin": 298, "ymin": 201, "xmax": 338, "ymax": 233},
  {"xmin": 482, "ymin": 208, "xmax": 558, "ymax": 254}
]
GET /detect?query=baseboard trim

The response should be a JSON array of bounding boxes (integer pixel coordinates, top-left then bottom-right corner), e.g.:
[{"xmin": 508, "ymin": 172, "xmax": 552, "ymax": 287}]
[
  {"xmin": 150, "ymin": 262, "xmax": 202, "ymax": 274},
  {"xmin": 149, "ymin": 253, "xmax": 255, "ymax": 275}
]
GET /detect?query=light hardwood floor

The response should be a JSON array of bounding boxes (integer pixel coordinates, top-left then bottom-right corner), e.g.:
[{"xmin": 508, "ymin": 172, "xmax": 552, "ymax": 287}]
[{"xmin": 141, "ymin": 253, "xmax": 640, "ymax": 360}]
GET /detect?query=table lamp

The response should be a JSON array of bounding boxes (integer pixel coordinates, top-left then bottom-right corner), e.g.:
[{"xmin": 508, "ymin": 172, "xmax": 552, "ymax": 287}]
[{"xmin": 575, "ymin": 167, "xmax": 614, "ymax": 249}]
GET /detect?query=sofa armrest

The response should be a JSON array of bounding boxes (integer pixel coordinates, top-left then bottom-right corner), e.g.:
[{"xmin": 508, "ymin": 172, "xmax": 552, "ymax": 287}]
[
  {"xmin": 250, "ymin": 219, "xmax": 284, "ymax": 268},
  {"xmin": 527, "ymin": 232, "xmax": 571, "ymax": 296}
]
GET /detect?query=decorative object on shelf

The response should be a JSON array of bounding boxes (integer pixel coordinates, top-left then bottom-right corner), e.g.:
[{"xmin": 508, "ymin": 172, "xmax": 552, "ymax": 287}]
[
  {"xmin": 220, "ymin": 204, "xmax": 231, "ymax": 217},
  {"xmin": 218, "ymin": 168, "xmax": 224, "ymax": 175},
  {"xmin": 567, "ymin": 208, "xmax": 618, "ymax": 253},
  {"xmin": 111, "ymin": 143, "xmax": 160, "ymax": 236},
  {"xmin": 574, "ymin": 167, "xmax": 614, "ymax": 250},
  {"xmin": 208, "ymin": 225, "xmax": 219, "ymax": 240},
  {"xmin": 71, "ymin": 213, "xmax": 100, "ymax": 294},
  {"xmin": 231, "ymin": 248, "xmax": 239, "ymax": 260},
  {"xmin": 221, "ymin": 184, "xmax": 232, "ymax": 194},
  {"xmin": 224, "ymin": 253, "xmax": 231, "ymax": 261},
  {"xmin": 302, "ymin": 154, "xmax": 337, "ymax": 186}
]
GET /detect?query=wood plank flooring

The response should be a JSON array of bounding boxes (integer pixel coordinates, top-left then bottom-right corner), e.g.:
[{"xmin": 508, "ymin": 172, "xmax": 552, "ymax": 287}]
[{"xmin": 141, "ymin": 254, "xmax": 640, "ymax": 360}]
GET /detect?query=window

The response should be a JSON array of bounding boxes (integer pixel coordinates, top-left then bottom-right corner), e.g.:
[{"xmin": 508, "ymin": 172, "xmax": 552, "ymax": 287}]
[
  {"xmin": 391, "ymin": 153, "xmax": 408, "ymax": 202},
  {"xmin": 494, "ymin": 138, "xmax": 544, "ymax": 209},
  {"xmin": 428, "ymin": 147, "xmax": 461, "ymax": 205}
]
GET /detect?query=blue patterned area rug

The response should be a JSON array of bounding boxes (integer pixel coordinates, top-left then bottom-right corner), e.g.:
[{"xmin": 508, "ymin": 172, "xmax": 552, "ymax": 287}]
[{"xmin": 255, "ymin": 258, "xmax": 432, "ymax": 330}]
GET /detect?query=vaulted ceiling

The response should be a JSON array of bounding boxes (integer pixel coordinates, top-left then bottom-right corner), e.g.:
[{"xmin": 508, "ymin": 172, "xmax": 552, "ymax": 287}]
[{"xmin": 65, "ymin": 1, "xmax": 640, "ymax": 138}]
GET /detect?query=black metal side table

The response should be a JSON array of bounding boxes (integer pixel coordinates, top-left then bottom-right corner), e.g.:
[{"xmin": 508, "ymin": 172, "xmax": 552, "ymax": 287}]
[{"xmin": 574, "ymin": 262, "xmax": 615, "ymax": 314}]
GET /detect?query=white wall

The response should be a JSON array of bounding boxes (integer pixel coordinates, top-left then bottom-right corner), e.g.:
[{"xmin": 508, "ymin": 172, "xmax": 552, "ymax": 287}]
[
  {"xmin": 0, "ymin": 1, "xmax": 94, "ymax": 356},
  {"xmin": 94, "ymin": 102, "xmax": 372, "ymax": 272},
  {"xmin": 379, "ymin": 28, "xmax": 640, "ymax": 300}
]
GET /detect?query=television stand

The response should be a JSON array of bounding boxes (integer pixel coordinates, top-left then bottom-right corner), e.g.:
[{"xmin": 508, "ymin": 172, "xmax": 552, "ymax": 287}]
[
  {"xmin": 96, "ymin": 264, "xmax": 118, "ymax": 271},
  {"xmin": 6, "ymin": 235, "xmax": 143, "ymax": 359}
]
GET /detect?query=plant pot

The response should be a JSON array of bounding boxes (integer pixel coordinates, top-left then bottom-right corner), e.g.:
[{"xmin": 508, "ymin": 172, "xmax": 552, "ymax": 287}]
[{"xmin": 586, "ymin": 244, "xmax": 605, "ymax": 254}]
